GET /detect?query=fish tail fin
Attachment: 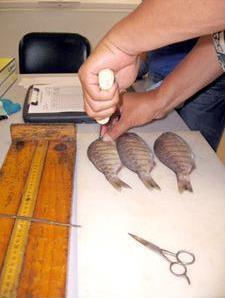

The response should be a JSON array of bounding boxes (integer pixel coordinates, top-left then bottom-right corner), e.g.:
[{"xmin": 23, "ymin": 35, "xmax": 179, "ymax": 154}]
[
  {"xmin": 177, "ymin": 174, "xmax": 193, "ymax": 193},
  {"xmin": 106, "ymin": 175, "xmax": 131, "ymax": 191},
  {"xmin": 138, "ymin": 173, "xmax": 161, "ymax": 190}
]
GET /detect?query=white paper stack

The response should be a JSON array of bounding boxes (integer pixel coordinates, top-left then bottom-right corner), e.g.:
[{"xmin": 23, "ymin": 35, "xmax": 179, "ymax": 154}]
[{"xmin": 0, "ymin": 58, "xmax": 17, "ymax": 97}]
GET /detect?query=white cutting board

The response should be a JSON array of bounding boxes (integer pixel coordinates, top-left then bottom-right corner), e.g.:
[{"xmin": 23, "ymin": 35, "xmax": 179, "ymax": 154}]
[{"xmin": 76, "ymin": 128, "xmax": 225, "ymax": 298}]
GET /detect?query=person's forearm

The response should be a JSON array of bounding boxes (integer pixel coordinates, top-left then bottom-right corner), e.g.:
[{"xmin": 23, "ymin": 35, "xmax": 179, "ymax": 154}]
[
  {"xmin": 107, "ymin": 0, "xmax": 225, "ymax": 54},
  {"xmin": 155, "ymin": 35, "xmax": 224, "ymax": 115}
]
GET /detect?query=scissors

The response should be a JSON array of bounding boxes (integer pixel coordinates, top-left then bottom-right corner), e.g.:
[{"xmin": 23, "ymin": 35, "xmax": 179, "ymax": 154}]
[{"xmin": 128, "ymin": 233, "xmax": 195, "ymax": 285}]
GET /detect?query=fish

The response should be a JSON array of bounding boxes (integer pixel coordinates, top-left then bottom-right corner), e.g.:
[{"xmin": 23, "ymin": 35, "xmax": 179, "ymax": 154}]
[
  {"xmin": 153, "ymin": 132, "xmax": 195, "ymax": 193},
  {"xmin": 116, "ymin": 133, "xmax": 160, "ymax": 190},
  {"xmin": 87, "ymin": 138, "xmax": 130, "ymax": 191}
]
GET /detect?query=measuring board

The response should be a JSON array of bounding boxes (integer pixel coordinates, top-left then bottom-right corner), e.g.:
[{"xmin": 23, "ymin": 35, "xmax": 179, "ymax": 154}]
[{"xmin": 0, "ymin": 124, "xmax": 76, "ymax": 298}]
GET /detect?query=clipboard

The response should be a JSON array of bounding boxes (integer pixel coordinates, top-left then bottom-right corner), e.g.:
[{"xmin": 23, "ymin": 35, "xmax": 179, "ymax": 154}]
[{"xmin": 23, "ymin": 84, "xmax": 95, "ymax": 123}]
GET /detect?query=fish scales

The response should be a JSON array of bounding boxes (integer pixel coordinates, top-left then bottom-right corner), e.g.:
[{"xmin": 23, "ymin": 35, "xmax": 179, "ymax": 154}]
[
  {"xmin": 116, "ymin": 133, "xmax": 160, "ymax": 190},
  {"xmin": 87, "ymin": 138, "xmax": 130, "ymax": 191},
  {"xmin": 154, "ymin": 132, "xmax": 195, "ymax": 193}
]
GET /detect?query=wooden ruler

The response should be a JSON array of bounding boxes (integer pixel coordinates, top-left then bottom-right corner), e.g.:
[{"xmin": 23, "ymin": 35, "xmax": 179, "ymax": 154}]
[{"xmin": 0, "ymin": 124, "xmax": 76, "ymax": 298}]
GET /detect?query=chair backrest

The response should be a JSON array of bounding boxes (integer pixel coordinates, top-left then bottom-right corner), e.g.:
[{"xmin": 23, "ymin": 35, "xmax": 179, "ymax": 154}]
[{"xmin": 19, "ymin": 32, "xmax": 91, "ymax": 74}]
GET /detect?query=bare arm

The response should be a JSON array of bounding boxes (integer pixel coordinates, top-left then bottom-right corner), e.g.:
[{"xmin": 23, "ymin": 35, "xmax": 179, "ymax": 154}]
[
  {"xmin": 103, "ymin": 35, "xmax": 224, "ymax": 140},
  {"xmin": 155, "ymin": 35, "xmax": 224, "ymax": 116},
  {"xmin": 108, "ymin": 0, "xmax": 225, "ymax": 54}
]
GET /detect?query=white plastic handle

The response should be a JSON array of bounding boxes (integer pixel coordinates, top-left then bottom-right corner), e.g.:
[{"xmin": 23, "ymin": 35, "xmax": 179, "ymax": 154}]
[{"xmin": 96, "ymin": 69, "xmax": 114, "ymax": 125}]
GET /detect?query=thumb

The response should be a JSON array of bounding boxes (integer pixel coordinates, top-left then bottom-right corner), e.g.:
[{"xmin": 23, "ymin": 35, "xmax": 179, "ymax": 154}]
[{"xmin": 102, "ymin": 117, "xmax": 129, "ymax": 141}]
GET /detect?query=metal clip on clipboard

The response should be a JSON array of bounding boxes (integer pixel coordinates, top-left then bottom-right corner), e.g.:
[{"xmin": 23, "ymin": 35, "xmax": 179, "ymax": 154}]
[{"xmin": 29, "ymin": 87, "xmax": 41, "ymax": 105}]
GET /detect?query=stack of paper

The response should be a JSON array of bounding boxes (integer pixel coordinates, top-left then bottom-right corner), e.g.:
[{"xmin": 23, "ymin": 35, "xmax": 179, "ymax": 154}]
[{"xmin": 0, "ymin": 58, "xmax": 17, "ymax": 97}]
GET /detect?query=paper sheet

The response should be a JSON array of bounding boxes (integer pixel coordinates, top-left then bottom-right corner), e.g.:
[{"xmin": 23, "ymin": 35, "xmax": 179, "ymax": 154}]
[
  {"xmin": 28, "ymin": 85, "xmax": 84, "ymax": 114},
  {"xmin": 19, "ymin": 75, "xmax": 81, "ymax": 88}
]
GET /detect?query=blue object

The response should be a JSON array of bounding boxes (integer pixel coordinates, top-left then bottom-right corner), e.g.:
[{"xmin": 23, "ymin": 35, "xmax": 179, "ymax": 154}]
[
  {"xmin": 177, "ymin": 75, "xmax": 225, "ymax": 151},
  {"xmin": 148, "ymin": 39, "xmax": 198, "ymax": 77},
  {"xmin": 0, "ymin": 101, "xmax": 8, "ymax": 119},
  {"xmin": 0, "ymin": 98, "xmax": 21, "ymax": 116},
  {"xmin": 138, "ymin": 38, "xmax": 225, "ymax": 151},
  {"xmin": 150, "ymin": 71, "xmax": 225, "ymax": 151}
]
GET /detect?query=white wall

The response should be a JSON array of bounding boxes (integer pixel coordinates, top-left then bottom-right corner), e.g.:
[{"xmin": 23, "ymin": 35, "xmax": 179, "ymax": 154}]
[{"xmin": 0, "ymin": 7, "xmax": 133, "ymax": 63}]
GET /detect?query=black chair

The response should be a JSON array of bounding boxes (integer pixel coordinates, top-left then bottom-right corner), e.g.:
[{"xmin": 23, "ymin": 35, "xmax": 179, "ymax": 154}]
[{"xmin": 19, "ymin": 32, "xmax": 91, "ymax": 74}]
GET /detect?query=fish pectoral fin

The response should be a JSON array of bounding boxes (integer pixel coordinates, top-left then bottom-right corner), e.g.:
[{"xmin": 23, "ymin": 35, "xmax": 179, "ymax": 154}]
[
  {"xmin": 105, "ymin": 175, "xmax": 131, "ymax": 191},
  {"xmin": 138, "ymin": 173, "xmax": 161, "ymax": 190},
  {"xmin": 176, "ymin": 174, "xmax": 193, "ymax": 193}
]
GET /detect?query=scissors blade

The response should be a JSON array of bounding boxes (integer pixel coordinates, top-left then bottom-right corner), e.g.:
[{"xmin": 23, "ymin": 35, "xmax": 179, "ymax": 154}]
[{"xmin": 128, "ymin": 233, "xmax": 161, "ymax": 253}]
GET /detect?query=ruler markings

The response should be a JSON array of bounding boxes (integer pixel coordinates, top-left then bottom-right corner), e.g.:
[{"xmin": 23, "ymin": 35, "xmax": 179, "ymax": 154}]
[{"xmin": 0, "ymin": 141, "xmax": 48, "ymax": 298}]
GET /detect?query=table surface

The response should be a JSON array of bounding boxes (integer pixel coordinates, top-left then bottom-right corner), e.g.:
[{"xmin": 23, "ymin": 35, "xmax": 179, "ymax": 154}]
[{"xmin": 1, "ymin": 75, "xmax": 224, "ymax": 298}]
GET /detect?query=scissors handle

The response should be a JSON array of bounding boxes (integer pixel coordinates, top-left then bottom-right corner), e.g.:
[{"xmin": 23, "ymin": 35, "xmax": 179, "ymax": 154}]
[
  {"xmin": 169, "ymin": 250, "xmax": 195, "ymax": 285},
  {"xmin": 176, "ymin": 250, "xmax": 195, "ymax": 265},
  {"xmin": 169, "ymin": 262, "xmax": 191, "ymax": 285}
]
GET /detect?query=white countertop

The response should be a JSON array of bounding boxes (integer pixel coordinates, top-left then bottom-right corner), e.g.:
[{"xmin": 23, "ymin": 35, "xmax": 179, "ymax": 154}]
[
  {"xmin": 76, "ymin": 127, "xmax": 225, "ymax": 298},
  {"xmin": 1, "ymin": 76, "xmax": 224, "ymax": 298}
]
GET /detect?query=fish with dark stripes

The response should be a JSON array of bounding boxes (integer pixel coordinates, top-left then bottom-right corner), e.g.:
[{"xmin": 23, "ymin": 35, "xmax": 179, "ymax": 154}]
[
  {"xmin": 87, "ymin": 138, "xmax": 130, "ymax": 190},
  {"xmin": 116, "ymin": 133, "xmax": 160, "ymax": 190},
  {"xmin": 154, "ymin": 132, "xmax": 195, "ymax": 193}
]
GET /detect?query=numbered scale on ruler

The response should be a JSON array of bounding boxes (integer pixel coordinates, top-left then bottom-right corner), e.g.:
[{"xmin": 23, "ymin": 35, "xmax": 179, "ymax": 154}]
[
  {"xmin": 0, "ymin": 124, "xmax": 77, "ymax": 298},
  {"xmin": 0, "ymin": 141, "xmax": 48, "ymax": 297}
]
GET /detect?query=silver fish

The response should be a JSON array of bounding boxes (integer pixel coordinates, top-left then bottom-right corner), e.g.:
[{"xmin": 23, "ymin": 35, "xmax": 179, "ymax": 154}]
[
  {"xmin": 116, "ymin": 133, "xmax": 160, "ymax": 190},
  {"xmin": 87, "ymin": 138, "xmax": 130, "ymax": 191},
  {"xmin": 154, "ymin": 132, "xmax": 195, "ymax": 193}
]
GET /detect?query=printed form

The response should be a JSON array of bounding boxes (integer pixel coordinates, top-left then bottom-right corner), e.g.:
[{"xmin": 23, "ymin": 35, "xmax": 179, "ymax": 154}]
[{"xmin": 28, "ymin": 85, "xmax": 84, "ymax": 114}]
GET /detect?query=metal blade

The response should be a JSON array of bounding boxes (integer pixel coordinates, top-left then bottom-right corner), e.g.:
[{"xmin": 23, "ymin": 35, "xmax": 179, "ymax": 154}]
[
  {"xmin": 128, "ymin": 233, "xmax": 161, "ymax": 253},
  {"xmin": 0, "ymin": 213, "xmax": 81, "ymax": 228}
]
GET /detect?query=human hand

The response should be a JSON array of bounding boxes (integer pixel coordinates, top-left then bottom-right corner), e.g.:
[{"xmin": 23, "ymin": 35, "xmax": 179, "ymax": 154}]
[
  {"xmin": 78, "ymin": 38, "xmax": 140, "ymax": 122},
  {"xmin": 101, "ymin": 89, "xmax": 166, "ymax": 141}
]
